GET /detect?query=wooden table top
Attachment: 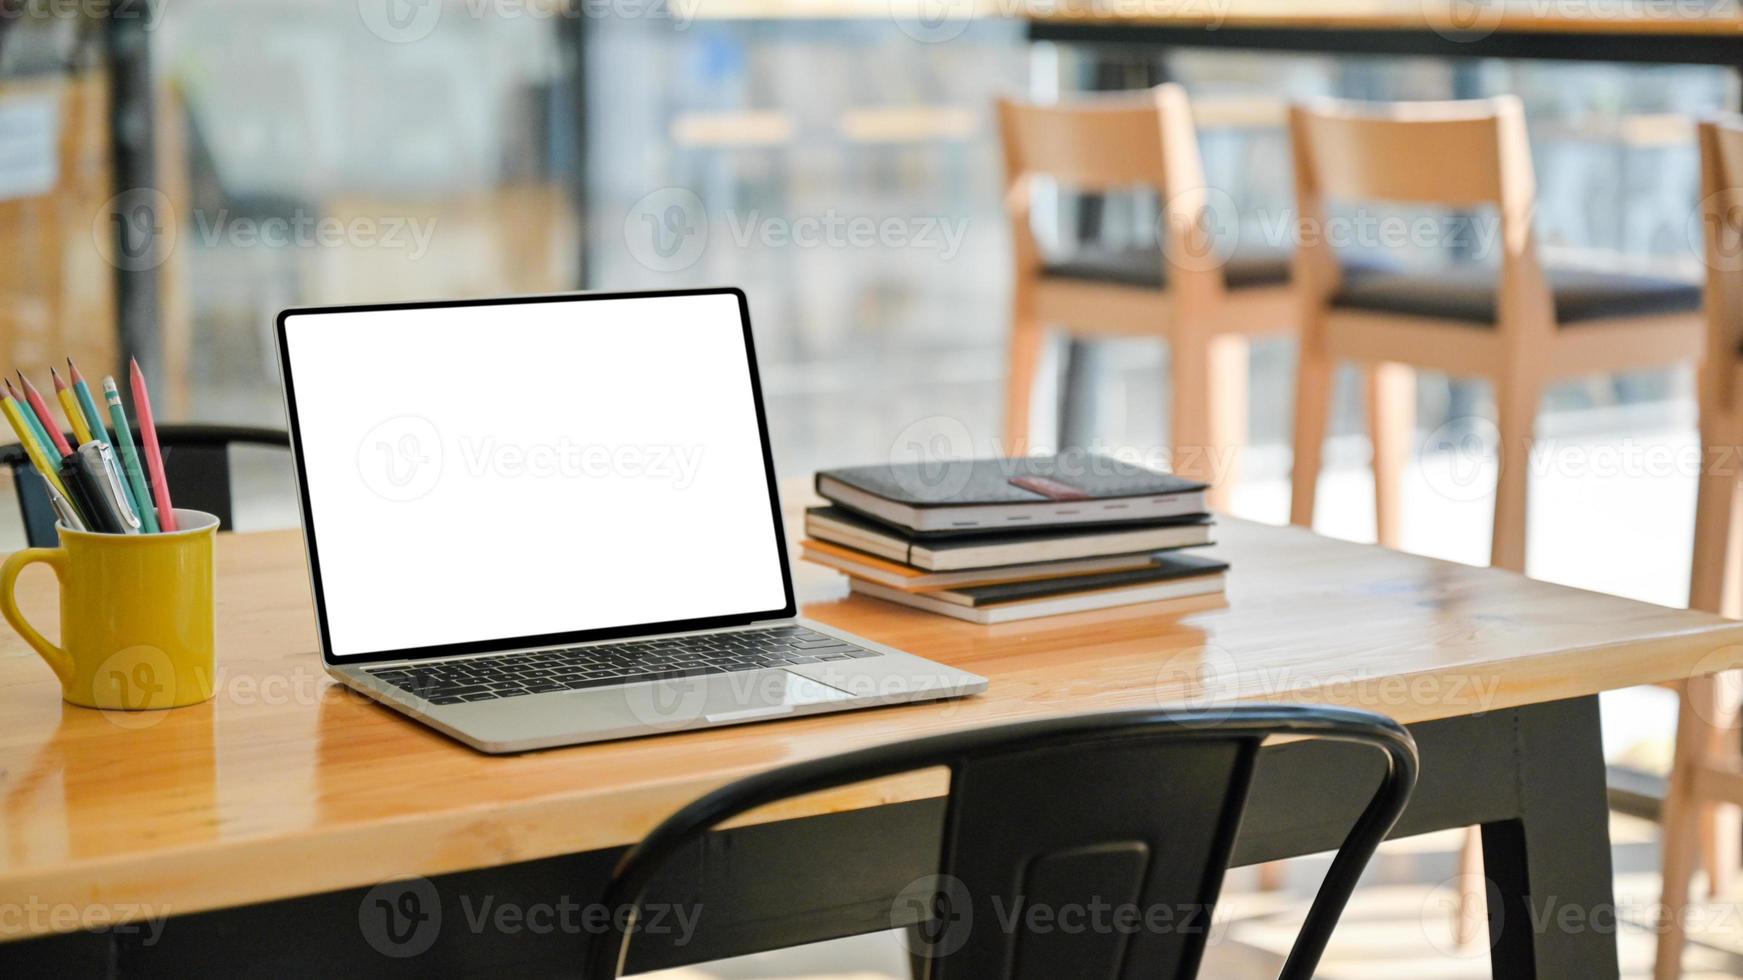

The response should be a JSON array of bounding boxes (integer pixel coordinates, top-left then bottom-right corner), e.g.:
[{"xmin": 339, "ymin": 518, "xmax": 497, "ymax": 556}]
[
  {"xmin": 3, "ymin": 510, "xmax": 1742, "ymax": 939},
  {"xmin": 1023, "ymin": 0, "xmax": 1743, "ymax": 34}
]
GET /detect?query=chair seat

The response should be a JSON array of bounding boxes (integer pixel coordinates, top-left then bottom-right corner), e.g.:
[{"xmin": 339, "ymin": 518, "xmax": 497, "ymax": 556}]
[
  {"xmin": 1332, "ymin": 262, "xmax": 1702, "ymax": 325},
  {"xmin": 1042, "ymin": 245, "xmax": 1292, "ymax": 291}
]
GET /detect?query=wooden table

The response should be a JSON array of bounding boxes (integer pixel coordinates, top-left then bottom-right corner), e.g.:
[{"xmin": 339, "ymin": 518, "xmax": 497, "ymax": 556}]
[
  {"xmin": 3, "ymin": 515, "xmax": 1742, "ymax": 977},
  {"xmin": 1027, "ymin": 2, "xmax": 1743, "ymax": 67}
]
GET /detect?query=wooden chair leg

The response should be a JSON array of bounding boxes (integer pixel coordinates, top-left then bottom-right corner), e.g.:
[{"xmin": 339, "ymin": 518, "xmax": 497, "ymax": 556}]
[
  {"xmin": 1454, "ymin": 828, "xmax": 1485, "ymax": 947},
  {"xmin": 1490, "ymin": 372, "xmax": 1541, "ymax": 574},
  {"xmin": 1171, "ymin": 330, "xmax": 1247, "ymax": 512},
  {"xmin": 1256, "ymin": 859, "xmax": 1287, "ymax": 892},
  {"xmin": 1691, "ymin": 396, "xmax": 1743, "ymax": 619},
  {"xmin": 1290, "ymin": 342, "xmax": 1335, "ymax": 529},
  {"xmin": 1365, "ymin": 362, "xmax": 1415, "ymax": 550},
  {"xmin": 1657, "ymin": 674, "xmax": 1725, "ymax": 980},
  {"xmin": 1702, "ymin": 670, "xmax": 1742, "ymax": 900},
  {"xmin": 1004, "ymin": 316, "xmax": 1047, "ymax": 456}
]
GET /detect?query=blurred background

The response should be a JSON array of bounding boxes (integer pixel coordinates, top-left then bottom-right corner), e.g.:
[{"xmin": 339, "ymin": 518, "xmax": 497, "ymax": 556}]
[{"xmin": 2, "ymin": 0, "xmax": 1741, "ymax": 974}]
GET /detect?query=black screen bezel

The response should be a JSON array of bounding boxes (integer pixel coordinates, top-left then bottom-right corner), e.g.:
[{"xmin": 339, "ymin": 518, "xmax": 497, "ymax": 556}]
[{"xmin": 275, "ymin": 287, "xmax": 797, "ymax": 667}]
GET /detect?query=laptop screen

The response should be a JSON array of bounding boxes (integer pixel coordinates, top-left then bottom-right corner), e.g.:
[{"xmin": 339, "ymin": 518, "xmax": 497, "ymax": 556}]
[{"xmin": 278, "ymin": 290, "xmax": 794, "ymax": 663}]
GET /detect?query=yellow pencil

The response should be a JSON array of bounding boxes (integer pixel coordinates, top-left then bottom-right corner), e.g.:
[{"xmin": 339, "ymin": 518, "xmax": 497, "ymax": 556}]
[
  {"xmin": 1, "ymin": 391, "xmax": 73, "ymax": 503},
  {"xmin": 52, "ymin": 367, "xmax": 91, "ymax": 445}
]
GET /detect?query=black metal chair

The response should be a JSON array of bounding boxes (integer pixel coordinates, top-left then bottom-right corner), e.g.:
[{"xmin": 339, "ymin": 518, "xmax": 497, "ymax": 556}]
[
  {"xmin": 0, "ymin": 424, "xmax": 291, "ymax": 544},
  {"xmin": 585, "ymin": 704, "xmax": 1418, "ymax": 979}
]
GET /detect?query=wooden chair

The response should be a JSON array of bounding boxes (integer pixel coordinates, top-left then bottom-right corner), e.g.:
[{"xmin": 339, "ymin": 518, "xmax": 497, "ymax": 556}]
[
  {"xmin": 1656, "ymin": 114, "xmax": 1743, "ymax": 980},
  {"xmin": 997, "ymin": 85, "xmax": 1297, "ymax": 510},
  {"xmin": 1288, "ymin": 95, "xmax": 1705, "ymax": 567},
  {"xmin": 1288, "ymin": 95, "xmax": 1707, "ymax": 949}
]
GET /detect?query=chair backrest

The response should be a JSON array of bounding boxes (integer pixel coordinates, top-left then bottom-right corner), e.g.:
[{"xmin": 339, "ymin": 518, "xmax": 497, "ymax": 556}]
[
  {"xmin": 1698, "ymin": 115, "xmax": 1743, "ymax": 397},
  {"xmin": 0, "ymin": 424, "xmax": 290, "ymax": 545},
  {"xmin": 997, "ymin": 85, "xmax": 1220, "ymax": 298},
  {"xmin": 1288, "ymin": 96, "xmax": 1551, "ymax": 331},
  {"xmin": 585, "ymin": 705, "xmax": 1418, "ymax": 980}
]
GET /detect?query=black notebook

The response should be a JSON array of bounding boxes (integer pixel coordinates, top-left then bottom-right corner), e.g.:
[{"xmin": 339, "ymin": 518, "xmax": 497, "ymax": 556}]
[
  {"xmin": 805, "ymin": 506, "xmax": 1214, "ymax": 571},
  {"xmin": 816, "ymin": 454, "xmax": 1207, "ymax": 533},
  {"xmin": 942, "ymin": 552, "xmax": 1228, "ymax": 607}
]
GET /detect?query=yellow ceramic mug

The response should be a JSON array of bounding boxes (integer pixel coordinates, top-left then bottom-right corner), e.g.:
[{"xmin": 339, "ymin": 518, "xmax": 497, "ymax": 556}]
[{"xmin": 0, "ymin": 509, "xmax": 218, "ymax": 710}]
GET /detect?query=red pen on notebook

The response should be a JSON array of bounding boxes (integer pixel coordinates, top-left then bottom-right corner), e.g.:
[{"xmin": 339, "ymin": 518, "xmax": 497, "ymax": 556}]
[{"xmin": 129, "ymin": 357, "xmax": 176, "ymax": 531}]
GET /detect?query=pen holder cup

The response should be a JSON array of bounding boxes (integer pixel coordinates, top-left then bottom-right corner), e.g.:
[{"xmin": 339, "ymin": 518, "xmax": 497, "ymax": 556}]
[{"xmin": 0, "ymin": 509, "xmax": 218, "ymax": 710}]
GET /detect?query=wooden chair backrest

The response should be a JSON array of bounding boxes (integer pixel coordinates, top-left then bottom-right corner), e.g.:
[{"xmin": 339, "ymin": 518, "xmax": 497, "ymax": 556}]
[
  {"xmin": 1698, "ymin": 115, "xmax": 1743, "ymax": 394},
  {"xmin": 1288, "ymin": 95, "xmax": 1551, "ymax": 335},
  {"xmin": 996, "ymin": 84, "xmax": 1215, "ymax": 296}
]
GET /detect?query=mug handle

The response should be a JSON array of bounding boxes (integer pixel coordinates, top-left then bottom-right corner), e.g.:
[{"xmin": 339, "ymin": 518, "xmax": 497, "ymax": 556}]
[{"xmin": 0, "ymin": 547, "xmax": 72, "ymax": 684}]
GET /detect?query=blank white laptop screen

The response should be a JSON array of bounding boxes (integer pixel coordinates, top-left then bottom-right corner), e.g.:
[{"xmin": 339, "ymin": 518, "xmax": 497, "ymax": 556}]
[{"xmin": 280, "ymin": 291, "xmax": 791, "ymax": 660}]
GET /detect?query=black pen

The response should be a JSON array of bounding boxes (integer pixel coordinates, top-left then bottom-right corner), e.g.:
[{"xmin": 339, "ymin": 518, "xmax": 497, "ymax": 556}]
[{"xmin": 59, "ymin": 442, "xmax": 138, "ymax": 534}]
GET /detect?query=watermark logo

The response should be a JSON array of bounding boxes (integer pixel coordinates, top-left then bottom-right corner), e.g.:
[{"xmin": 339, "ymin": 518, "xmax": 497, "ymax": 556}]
[
  {"xmin": 892, "ymin": 0, "xmax": 976, "ymax": 43},
  {"xmin": 1690, "ymin": 189, "xmax": 1743, "ymax": 273},
  {"xmin": 1158, "ymin": 185, "xmax": 1240, "ymax": 274},
  {"xmin": 360, "ymin": 875, "xmax": 442, "ymax": 958},
  {"xmin": 1684, "ymin": 644, "xmax": 1743, "ymax": 727},
  {"xmin": 1424, "ymin": 0, "xmax": 1505, "ymax": 42},
  {"xmin": 357, "ymin": 415, "xmax": 445, "ymax": 503},
  {"xmin": 622, "ymin": 673, "xmax": 713, "ymax": 729},
  {"xmin": 91, "ymin": 645, "xmax": 181, "ymax": 729},
  {"xmin": 93, "ymin": 187, "xmax": 176, "ymax": 273},
  {"xmin": 1417, "ymin": 416, "xmax": 1500, "ymax": 504},
  {"xmin": 894, "ymin": 873, "xmax": 974, "ymax": 959},
  {"xmin": 887, "ymin": 414, "xmax": 977, "ymax": 503},
  {"xmin": 626, "ymin": 187, "xmax": 709, "ymax": 273},
  {"xmin": 358, "ymin": 0, "xmax": 443, "ymax": 43},
  {"xmin": 1154, "ymin": 644, "xmax": 1240, "ymax": 724},
  {"xmin": 1423, "ymin": 873, "xmax": 1501, "ymax": 957}
]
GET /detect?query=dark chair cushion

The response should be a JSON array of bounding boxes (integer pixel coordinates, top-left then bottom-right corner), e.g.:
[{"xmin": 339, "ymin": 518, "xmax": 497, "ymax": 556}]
[
  {"xmin": 1041, "ymin": 245, "xmax": 1292, "ymax": 291},
  {"xmin": 1331, "ymin": 262, "xmax": 1702, "ymax": 325}
]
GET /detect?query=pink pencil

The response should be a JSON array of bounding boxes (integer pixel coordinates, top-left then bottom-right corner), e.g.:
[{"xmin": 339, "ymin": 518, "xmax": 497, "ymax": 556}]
[
  {"xmin": 17, "ymin": 372, "xmax": 71, "ymax": 457},
  {"xmin": 129, "ymin": 357, "xmax": 176, "ymax": 531}
]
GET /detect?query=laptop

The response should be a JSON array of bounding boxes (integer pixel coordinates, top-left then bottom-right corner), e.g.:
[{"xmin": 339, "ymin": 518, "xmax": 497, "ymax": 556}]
[{"xmin": 276, "ymin": 288, "xmax": 987, "ymax": 753}]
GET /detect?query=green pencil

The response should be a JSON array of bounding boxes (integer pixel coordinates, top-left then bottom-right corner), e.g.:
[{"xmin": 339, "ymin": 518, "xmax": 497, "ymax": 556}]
[
  {"xmin": 67, "ymin": 359, "xmax": 111, "ymax": 447},
  {"xmin": 102, "ymin": 375, "xmax": 157, "ymax": 533}
]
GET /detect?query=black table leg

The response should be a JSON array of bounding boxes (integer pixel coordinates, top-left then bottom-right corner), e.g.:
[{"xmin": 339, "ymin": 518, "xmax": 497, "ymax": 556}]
[
  {"xmin": 1482, "ymin": 695, "xmax": 1620, "ymax": 979},
  {"xmin": 103, "ymin": 0, "xmax": 161, "ymax": 382}
]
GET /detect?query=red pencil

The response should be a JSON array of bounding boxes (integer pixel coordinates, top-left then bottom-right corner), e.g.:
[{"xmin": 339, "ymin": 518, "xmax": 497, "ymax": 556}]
[
  {"xmin": 16, "ymin": 372, "xmax": 71, "ymax": 457},
  {"xmin": 129, "ymin": 357, "xmax": 176, "ymax": 531}
]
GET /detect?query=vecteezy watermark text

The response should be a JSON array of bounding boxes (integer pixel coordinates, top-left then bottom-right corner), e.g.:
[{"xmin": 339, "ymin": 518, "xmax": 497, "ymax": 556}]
[
  {"xmin": 624, "ymin": 187, "xmax": 971, "ymax": 272},
  {"xmin": 358, "ymin": 875, "xmax": 701, "ymax": 958},
  {"xmin": 358, "ymin": 0, "xmax": 702, "ymax": 45},
  {"xmin": 0, "ymin": 898, "xmax": 169, "ymax": 944},
  {"xmin": 192, "ymin": 209, "xmax": 437, "ymax": 261},
  {"xmin": 456, "ymin": 437, "xmax": 704, "ymax": 488}
]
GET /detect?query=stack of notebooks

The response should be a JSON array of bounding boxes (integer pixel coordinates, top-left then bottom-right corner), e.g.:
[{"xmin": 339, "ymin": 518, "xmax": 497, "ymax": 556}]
[{"xmin": 801, "ymin": 455, "xmax": 1227, "ymax": 624}]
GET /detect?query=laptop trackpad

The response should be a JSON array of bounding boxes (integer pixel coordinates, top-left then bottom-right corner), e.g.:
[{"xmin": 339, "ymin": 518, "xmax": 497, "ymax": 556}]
[
  {"xmin": 614, "ymin": 669, "xmax": 854, "ymax": 728},
  {"xmin": 698, "ymin": 669, "xmax": 854, "ymax": 724}
]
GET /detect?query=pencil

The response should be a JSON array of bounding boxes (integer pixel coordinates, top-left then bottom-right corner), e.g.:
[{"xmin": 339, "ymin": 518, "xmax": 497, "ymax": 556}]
[
  {"xmin": 52, "ymin": 367, "xmax": 92, "ymax": 445},
  {"xmin": 102, "ymin": 375, "xmax": 157, "ymax": 533},
  {"xmin": 0, "ymin": 388, "xmax": 74, "ymax": 505},
  {"xmin": 129, "ymin": 357, "xmax": 176, "ymax": 531},
  {"xmin": 16, "ymin": 372, "xmax": 71, "ymax": 458},
  {"xmin": 67, "ymin": 359, "xmax": 111, "ymax": 447},
  {"xmin": 8, "ymin": 379, "xmax": 59, "ymax": 463}
]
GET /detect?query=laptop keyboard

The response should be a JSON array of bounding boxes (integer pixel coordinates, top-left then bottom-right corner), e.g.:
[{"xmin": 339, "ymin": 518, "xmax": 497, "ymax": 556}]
[{"xmin": 363, "ymin": 625, "xmax": 881, "ymax": 705}]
